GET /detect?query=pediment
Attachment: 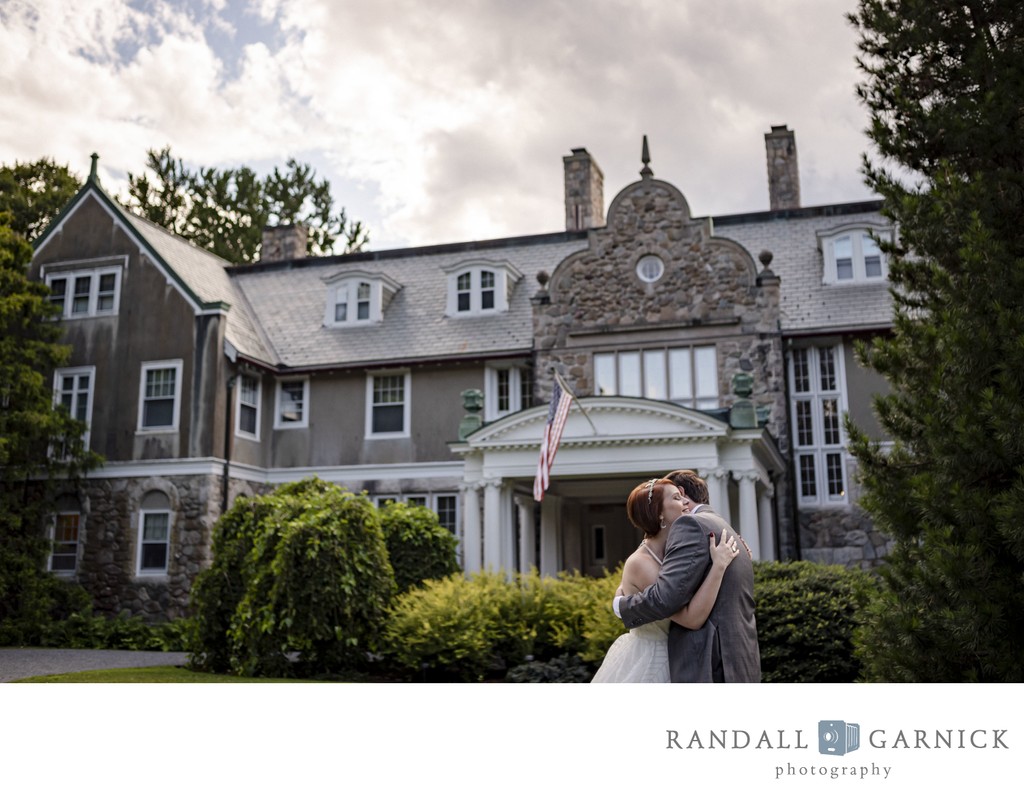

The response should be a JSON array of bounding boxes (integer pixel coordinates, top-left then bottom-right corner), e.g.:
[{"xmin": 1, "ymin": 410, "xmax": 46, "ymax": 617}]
[{"xmin": 465, "ymin": 396, "xmax": 728, "ymax": 451}]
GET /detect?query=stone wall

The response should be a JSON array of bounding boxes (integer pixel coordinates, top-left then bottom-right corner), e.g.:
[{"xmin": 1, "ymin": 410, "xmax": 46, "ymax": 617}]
[
  {"xmin": 72, "ymin": 472, "xmax": 274, "ymax": 620},
  {"xmin": 798, "ymin": 504, "xmax": 894, "ymax": 569}
]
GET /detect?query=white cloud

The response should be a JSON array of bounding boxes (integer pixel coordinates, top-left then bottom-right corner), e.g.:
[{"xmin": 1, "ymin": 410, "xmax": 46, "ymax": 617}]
[{"xmin": 0, "ymin": 0, "xmax": 875, "ymax": 250}]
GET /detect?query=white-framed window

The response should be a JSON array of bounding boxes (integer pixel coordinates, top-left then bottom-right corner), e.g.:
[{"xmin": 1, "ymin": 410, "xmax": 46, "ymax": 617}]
[
  {"xmin": 635, "ymin": 254, "xmax": 665, "ymax": 283},
  {"xmin": 137, "ymin": 491, "xmax": 172, "ymax": 575},
  {"xmin": 323, "ymin": 272, "xmax": 400, "ymax": 327},
  {"xmin": 373, "ymin": 492, "xmax": 460, "ymax": 536},
  {"xmin": 594, "ymin": 346, "xmax": 719, "ymax": 409},
  {"xmin": 366, "ymin": 371, "xmax": 410, "ymax": 437},
  {"xmin": 444, "ymin": 260, "xmax": 522, "ymax": 317},
  {"xmin": 275, "ymin": 378, "xmax": 309, "ymax": 429},
  {"xmin": 138, "ymin": 360, "xmax": 183, "ymax": 432},
  {"xmin": 435, "ymin": 494, "xmax": 458, "ymax": 536},
  {"xmin": 484, "ymin": 363, "xmax": 533, "ymax": 420},
  {"xmin": 48, "ymin": 512, "xmax": 82, "ymax": 574},
  {"xmin": 235, "ymin": 375, "xmax": 261, "ymax": 439},
  {"xmin": 46, "ymin": 266, "xmax": 122, "ymax": 318},
  {"xmin": 789, "ymin": 344, "xmax": 848, "ymax": 505},
  {"xmin": 820, "ymin": 226, "xmax": 890, "ymax": 285},
  {"xmin": 54, "ymin": 366, "xmax": 95, "ymax": 449}
]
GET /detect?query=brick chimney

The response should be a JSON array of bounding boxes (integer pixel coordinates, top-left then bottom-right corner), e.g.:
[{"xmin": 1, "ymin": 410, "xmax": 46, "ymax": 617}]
[
  {"xmin": 563, "ymin": 148, "xmax": 605, "ymax": 231},
  {"xmin": 260, "ymin": 223, "xmax": 309, "ymax": 262},
  {"xmin": 764, "ymin": 125, "xmax": 801, "ymax": 210}
]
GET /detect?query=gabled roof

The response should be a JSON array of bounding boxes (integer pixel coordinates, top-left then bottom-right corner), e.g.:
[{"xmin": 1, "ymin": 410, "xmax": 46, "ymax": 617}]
[
  {"xmin": 229, "ymin": 232, "xmax": 588, "ymax": 370},
  {"xmin": 35, "ymin": 178, "xmax": 274, "ymax": 365}
]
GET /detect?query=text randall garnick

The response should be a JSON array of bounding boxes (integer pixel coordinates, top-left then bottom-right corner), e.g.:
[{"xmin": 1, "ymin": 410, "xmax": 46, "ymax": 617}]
[{"xmin": 665, "ymin": 729, "xmax": 1009, "ymax": 750}]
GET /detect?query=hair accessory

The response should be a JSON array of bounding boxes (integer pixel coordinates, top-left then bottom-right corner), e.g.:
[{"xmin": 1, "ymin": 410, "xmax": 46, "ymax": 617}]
[{"xmin": 645, "ymin": 478, "xmax": 658, "ymax": 503}]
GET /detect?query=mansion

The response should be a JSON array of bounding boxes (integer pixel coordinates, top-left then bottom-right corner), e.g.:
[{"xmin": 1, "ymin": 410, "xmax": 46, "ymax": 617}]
[{"xmin": 31, "ymin": 126, "xmax": 894, "ymax": 619}]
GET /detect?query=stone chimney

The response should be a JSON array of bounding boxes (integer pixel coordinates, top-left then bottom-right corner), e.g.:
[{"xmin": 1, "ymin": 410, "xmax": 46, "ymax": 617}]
[
  {"xmin": 563, "ymin": 148, "xmax": 605, "ymax": 231},
  {"xmin": 260, "ymin": 223, "xmax": 309, "ymax": 263},
  {"xmin": 764, "ymin": 125, "xmax": 801, "ymax": 210}
]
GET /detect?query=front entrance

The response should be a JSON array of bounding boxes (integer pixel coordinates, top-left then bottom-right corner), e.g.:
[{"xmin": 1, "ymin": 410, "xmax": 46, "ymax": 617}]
[{"xmin": 580, "ymin": 501, "xmax": 640, "ymax": 577}]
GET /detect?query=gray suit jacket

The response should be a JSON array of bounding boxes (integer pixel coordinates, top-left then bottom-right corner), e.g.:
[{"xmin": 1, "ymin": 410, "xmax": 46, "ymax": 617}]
[{"xmin": 618, "ymin": 507, "xmax": 761, "ymax": 682}]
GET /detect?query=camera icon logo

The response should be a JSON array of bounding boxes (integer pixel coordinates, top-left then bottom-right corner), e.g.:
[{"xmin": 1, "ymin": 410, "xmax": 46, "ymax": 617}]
[{"xmin": 819, "ymin": 720, "xmax": 860, "ymax": 756}]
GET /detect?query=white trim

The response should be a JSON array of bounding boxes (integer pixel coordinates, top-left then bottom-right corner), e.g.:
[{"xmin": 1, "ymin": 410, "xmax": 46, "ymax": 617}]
[
  {"xmin": 483, "ymin": 362, "xmax": 530, "ymax": 421},
  {"xmin": 322, "ymin": 270, "xmax": 401, "ymax": 327},
  {"xmin": 789, "ymin": 343, "xmax": 850, "ymax": 506},
  {"xmin": 43, "ymin": 264, "xmax": 123, "ymax": 319},
  {"xmin": 365, "ymin": 369, "xmax": 411, "ymax": 438},
  {"xmin": 136, "ymin": 508, "xmax": 171, "ymax": 576},
  {"xmin": 818, "ymin": 224, "xmax": 892, "ymax": 285},
  {"xmin": 137, "ymin": 359, "xmax": 184, "ymax": 433},
  {"xmin": 79, "ymin": 457, "xmax": 465, "ymax": 482},
  {"xmin": 47, "ymin": 511, "xmax": 82, "ymax": 575},
  {"xmin": 235, "ymin": 374, "xmax": 262, "ymax": 440},
  {"xmin": 53, "ymin": 365, "xmax": 96, "ymax": 449},
  {"xmin": 443, "ymin": 259, "xmax": 522, "ymax": 317},
  {"xmin": 274, "ymin": 377, "xmax": 309, "ymax": 429}
]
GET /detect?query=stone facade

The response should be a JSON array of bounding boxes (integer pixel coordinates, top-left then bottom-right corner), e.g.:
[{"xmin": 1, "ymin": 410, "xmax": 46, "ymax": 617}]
[
  {"xmin": 534, "ymin": 175, "xmax": 786, "ymax": 437},
  {"xmin": 798, "ymin": 505, "xmax": 894, "ymax": 569},
  {"xmin": 63, "ymin": 473, "xmax": 273, "ymax": 620}
]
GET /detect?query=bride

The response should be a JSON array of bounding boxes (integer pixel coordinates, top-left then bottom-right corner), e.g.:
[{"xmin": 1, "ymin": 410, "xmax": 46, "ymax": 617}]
[{"xmin": 591, "ymin": 477, "xmax": 740, "ymax": 683}]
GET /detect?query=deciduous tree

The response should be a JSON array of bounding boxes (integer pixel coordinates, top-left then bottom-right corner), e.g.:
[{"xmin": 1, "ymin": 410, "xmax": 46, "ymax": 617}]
[
  {"xmin": 0, "ymin": 158, "xmax": 80, "ymax": 242},
  {"xmin": 123, "ymin": 147, "xmax": 368, "ymax": 264}
]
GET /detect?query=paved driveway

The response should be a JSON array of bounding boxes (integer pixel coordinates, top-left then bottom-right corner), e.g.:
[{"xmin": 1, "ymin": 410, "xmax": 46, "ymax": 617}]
[{"xmin": 0, "ymin": 648, "xmax": 189, "ymax": 682}]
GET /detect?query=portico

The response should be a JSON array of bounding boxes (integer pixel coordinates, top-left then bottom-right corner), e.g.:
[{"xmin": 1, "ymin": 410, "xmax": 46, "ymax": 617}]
[{"xmin": 450, "ymin": 396, "xmax": 786, "ymax": 577}]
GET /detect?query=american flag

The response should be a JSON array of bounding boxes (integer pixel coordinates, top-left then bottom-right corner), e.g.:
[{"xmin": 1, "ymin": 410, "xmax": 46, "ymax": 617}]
[{"xmin": 533, "ymin": 375, "xmax": 574, "ymax": 501}]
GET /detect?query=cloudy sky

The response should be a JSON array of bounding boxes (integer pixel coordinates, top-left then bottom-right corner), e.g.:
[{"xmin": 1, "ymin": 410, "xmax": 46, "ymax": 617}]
[{"xmin": 1, "ymin": 0, "xmax": 877, "ymax": 250}]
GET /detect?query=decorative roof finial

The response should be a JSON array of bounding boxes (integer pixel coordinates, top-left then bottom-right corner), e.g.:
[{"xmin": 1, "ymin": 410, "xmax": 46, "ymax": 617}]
[
  {"xmin": 640, "ymin": 135, "xmax": 653, "ymax": 179},
  {"xmin": 89, "ymin": 153, "xmax": 99, "ymax": 182}
]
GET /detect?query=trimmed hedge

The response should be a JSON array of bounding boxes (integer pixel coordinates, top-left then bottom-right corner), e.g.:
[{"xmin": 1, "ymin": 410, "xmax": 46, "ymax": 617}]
[
  {"xmin": 381, "ymin": 570, "xmax": 619, "ymax": 681},
  {"xmin": 381, "ymin": 561, "xmax": 877, "ymax": 683},
  {"xmin": 754, "ymin": 561, "xmax": 878, "ymax": 683}
]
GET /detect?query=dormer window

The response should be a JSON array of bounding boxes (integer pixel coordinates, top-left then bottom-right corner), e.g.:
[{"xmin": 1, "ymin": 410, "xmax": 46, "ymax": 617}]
[
  {"xmin": 444, "ymin": 260, "xmax": 521, "ymax": 317},
  {"xmin": 323, "ymin": 271, "xmax": 400, "ymax": 327},
  {"xmin": 819, "ymin": 225, "xmax": 891, "ymax": 285}
]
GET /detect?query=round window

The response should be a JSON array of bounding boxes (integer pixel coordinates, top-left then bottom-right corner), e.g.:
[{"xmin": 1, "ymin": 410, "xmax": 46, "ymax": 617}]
[{"xmin": 636, "ymin": 254, "xmax": 665, "ymax": 283}]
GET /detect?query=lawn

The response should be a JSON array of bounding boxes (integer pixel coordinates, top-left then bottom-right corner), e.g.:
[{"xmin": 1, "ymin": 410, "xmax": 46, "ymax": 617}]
[{"xmin": 14, "ymin": 666, "xmax": 322, "ymax": 683}]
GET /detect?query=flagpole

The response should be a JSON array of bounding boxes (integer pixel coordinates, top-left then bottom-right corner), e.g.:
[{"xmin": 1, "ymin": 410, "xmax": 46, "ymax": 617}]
[{"xmin": 554, "ymin": 371, "xmax": 598, "ymax": 435}]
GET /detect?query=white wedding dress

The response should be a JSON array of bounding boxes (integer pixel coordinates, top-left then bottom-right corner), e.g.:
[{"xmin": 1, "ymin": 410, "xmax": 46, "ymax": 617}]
[{"xmin": 591, "ymin": 543, "xmax": 671, "ymax": 683}]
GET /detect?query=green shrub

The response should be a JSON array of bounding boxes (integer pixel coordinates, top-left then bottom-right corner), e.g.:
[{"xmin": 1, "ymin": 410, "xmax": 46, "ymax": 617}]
[
  {"xmin": 379, "ymin": 501, "xmax": 460, "ymax": 593},
  {"xmin": 382, "ymin": 569, "xmax": 623, "ymax": 681},
  {"xmin": 0, "ymin": 542, "xmax": 92, "ymax": 646},
  {"xmin": 190, "ymin": 478, "xmax": 396, "ymax": 678},
  {"xmin": 754, "ymin": 561, "xmax": 878, "ymax": 683},
  {"xmin": 506, "ymin": 654, "xmax": 592, "ymax": 683},
  {"xmin": 39, "ymin": 611, "xmax": 190, "ymax": 651}
]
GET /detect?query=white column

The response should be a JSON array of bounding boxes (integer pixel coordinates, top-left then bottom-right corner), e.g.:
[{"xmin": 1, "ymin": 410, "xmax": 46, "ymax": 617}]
[
  {"xmin": 707, "ymin": 467, "xmax": 732, "ymax": 524},
  {"xmin": 737, "ymin": 471, "xmax": 761, "ymax": 560},
  {"xmin": 514, "ymin": 495, "xmax": 536, "ymax": 574},
  {"xmin": 460, "ymin": 483, "xmax": 482, "ymax": 574},
  {"xmin": 539, "ymin": 494, "xmax": 561, "ymax": 576},
  {"xmin": 758, "ymin": 483, "xmax": 776, "ymax": 562},
  {"xmin": 483, "ymin": 478, "xmax": 503, "ymax": 571}
]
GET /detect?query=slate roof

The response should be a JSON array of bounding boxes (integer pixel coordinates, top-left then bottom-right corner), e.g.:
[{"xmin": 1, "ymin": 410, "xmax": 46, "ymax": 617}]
[
  {"xmin": 118, "ymin": 205, "xmax": 275, "ymax": 365},
  {"xmin": 229, "ymin": 233, "xmax": 588, "ymax": 370},
  {"xmin": 713, "ymin": 202, "xmax": 893, "ymax": 335}
]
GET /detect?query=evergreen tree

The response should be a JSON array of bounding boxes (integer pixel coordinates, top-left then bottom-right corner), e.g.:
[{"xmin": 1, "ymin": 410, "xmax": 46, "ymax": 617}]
[
  {"xmin": 123, "ymin": 147, "xmax": 369, "ymax": 264},
  {"xmin": 847, "ymin": 0, "xmax": 1024, "ymax": 680},
  {"xmin": 0, "ymin": 158, "xmax": 81, "ymax": 242},
  {"xmin": 0, "ymin": 214, "xmax": 99, "ymax": 642}
]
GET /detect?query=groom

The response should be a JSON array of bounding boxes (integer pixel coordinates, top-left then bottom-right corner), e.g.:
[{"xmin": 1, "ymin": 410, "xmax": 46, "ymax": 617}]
[{"xmin": 615, "ymin": 469, "xmax": 761, "ymax": 682}]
